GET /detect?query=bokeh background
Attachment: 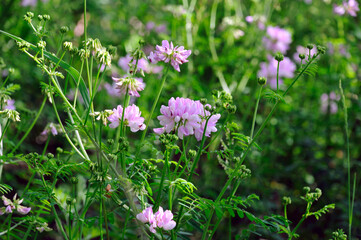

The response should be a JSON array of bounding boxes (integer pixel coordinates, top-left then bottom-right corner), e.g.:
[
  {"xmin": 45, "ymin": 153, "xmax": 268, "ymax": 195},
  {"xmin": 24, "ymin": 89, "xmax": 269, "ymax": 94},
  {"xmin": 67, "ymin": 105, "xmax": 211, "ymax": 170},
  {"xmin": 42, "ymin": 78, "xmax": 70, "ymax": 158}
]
[{"xmin": 0, "ymin": 0, "xmax": 360, "ymax": 239}]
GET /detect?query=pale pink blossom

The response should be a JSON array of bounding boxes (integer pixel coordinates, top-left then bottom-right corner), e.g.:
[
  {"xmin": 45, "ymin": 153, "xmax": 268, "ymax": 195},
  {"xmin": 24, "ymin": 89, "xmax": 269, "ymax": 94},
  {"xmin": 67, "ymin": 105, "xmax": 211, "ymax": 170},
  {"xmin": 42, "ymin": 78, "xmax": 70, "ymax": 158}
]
[
  {"xmin": 334, "ymin": 0, "xmax": 359, "ymax": 16},
  {"xmin": 108, "ymin": 104, "xmax": 146, "ymax": 132},
  {"xmin": 154, "ymin": 97, "xmax": 220, "ymax": 141},
  {"xmin": 137, "ymin": 206, "xmax": 176, "ymax": 233},
  {"xmin": 148, "ymin": 40, "xmax": 191, "ymax": 72},
  {"xmin": 0, "ymin": 194, "xmax": 31, "ymax": 215},
  {"xmin": 113, "ymin": 76, "xmax": 145, "ymax": 97}
]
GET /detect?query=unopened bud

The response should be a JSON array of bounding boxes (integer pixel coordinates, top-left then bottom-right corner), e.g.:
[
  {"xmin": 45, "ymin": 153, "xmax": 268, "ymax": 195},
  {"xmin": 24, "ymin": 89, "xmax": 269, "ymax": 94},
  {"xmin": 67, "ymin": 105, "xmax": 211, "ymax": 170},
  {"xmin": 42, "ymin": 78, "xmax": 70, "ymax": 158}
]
[
  {"xmin": 306, "ymin": 44, "xmax": 314, "ymax": 50},
  {"xmin": 38, "ymin": 15, "xmax": 43, "ymax": 21},
  {"xmin": 56, "ymin": 147, "xmax": 63, "ymax": 154},
  {"xmin": 70, "ymin": 177, "xmax": 78, "ymax": 184},
  {"xmin": 188, "ymin": 150, "xmax": 197, "ymax": 157},
  {"xmin": 200, "ymin": 98, "xmax": 207, "ymax": 105},
  {"xmin": 60, "ymin": 26, "xmax": 69, "ymax": 34},
  {"xmin": 316, "ymin": 45, "xmax": 326, "ymax": 55},
  {"xmin": 46, "ymin": 153, "xmax": 54, "ymax": 159},
  {"xmin": 43, "ymin": 15, "xmax": 50, "ymax": 21},
  {"xmin": 299, "ymin": 54, "xmax": 305, "ymax": 60},
  {"xmin": 275, "ymin": 53, "xmax": 284, "ymax": 62},
  {"xmin": 257, "ymin": 77, "xmax": 267, "ymax": 86}
]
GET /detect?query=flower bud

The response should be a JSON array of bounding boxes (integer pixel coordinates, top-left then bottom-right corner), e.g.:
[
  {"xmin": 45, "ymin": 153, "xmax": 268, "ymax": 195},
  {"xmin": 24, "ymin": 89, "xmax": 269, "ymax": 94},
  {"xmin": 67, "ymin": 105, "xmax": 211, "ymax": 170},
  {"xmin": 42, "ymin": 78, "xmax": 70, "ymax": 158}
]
[
  {"xmin": 200, "ymin": 98, "xmax": 207, "ymax": 105},
  {"xmin": 188, "ymin": 150, "xmax": 197, "ymax": 157},
  {"xmin": 257, "ymin": 77, "xmax": 267, "ymax": 86},
  {"xmin": 303, "ymin": 186, "xmax": 310, "ymax": 194},
  {"xmin": 56, "ymin": 147, "xmax": 63, "ymax": 154},
  {"xmin": 275, "ymin": 53, "xmax": 284, "ymax": 62},
  {"xmin": 299, "ymin": 54, "xmax": 305, "ymax": 60},
  {"xmin": 316, "ymin": 45, "xmax": 326, "ymax": 55},
  {"xmin": 282, "ymin": 196, "xmax": 292, "ymax": 206},
  {"xmin": 227, "ymin": 105, "xmax": 237, "ymax": 114},
  {"xmin": 46, "ymin": 153, "xmax": 54, "ymax": 159},
  {"xmin": 215, "ymin": 101, "xmax": 221, "ymax": 108},
  {"xmin": 43, "ymin": 15, "xmax": 51, "ymax": 21},
  {"xmin": 37, "ymin": 40, "xmax": 46, "ymax": 49},
  {"xmin": 107, "ymin": 139, "xmax": 114, "ymax": 145},
  {"xmin": 60, "ymin": 26, "xmax": 69, "ymax": 34},
  {"xmin": 306, "ymin": 44, "xmax": 314, "ymax": 50},
  {"xmin": 63, "ymin": 41, "xmax": 73, "ymax": 51},
  {"xmin": 38, "ymin": 15, "xmax": 43, "ymax": 21},
  {"xmin": 26, "ymin": 12, "xmax": 34, "ymax": 18},
  {"xmin": 70, "ymin": 177, "xmax": 78, "ymax": 184}
]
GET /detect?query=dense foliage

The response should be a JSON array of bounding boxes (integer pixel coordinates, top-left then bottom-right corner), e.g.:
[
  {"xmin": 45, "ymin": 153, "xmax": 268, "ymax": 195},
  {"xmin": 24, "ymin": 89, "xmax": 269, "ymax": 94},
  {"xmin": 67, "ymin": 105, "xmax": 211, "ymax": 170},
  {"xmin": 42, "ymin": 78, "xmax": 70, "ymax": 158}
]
[{"xmin": 0, "ymin": 0, "xmax": 360, "ymax": 239}]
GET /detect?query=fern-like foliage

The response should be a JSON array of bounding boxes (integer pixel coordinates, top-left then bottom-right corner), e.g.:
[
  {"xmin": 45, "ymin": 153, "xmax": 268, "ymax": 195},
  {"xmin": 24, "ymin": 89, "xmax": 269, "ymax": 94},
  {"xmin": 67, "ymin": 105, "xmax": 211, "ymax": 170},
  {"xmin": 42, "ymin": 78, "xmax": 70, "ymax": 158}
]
[{"xmin": 0, "ymin": 183, "xmax": 12, "ymax": 195}]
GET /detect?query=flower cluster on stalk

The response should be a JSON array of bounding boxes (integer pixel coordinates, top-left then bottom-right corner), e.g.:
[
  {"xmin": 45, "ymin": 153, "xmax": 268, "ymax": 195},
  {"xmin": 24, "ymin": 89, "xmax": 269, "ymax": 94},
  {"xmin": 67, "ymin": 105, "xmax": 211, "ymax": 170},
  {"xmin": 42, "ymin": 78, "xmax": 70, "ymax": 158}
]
[
  {"xmin": 154, "ymin": 97, "xmax": 221, "ymax": 141},
  {"xmin": 148, "ymin": 40, "xmax": 191, "ymax": 72},
  {"xmin": 112, "ymin": 76, "xmax": 145, "ymax": 97},
  {"xmin": 107, "ymin": 104, "xmax": 146, "ymax": 132},
  {"xmin": 136, "ymin": 206, "xmax": 176, "ymax": 233},
  {"xmin": 0, "ymin": 194, "xmax": 31, "ymax": 215},
  {"xmin": 334, "ymin": 0, "xmax": 359, "ymax": 17}
]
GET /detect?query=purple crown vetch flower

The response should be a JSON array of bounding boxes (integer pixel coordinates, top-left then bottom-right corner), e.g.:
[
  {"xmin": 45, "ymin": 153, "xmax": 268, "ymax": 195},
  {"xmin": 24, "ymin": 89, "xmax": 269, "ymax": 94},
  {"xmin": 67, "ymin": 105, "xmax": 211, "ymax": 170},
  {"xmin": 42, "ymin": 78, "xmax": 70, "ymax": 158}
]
[
  {"xmin": 148, "ymin": 40, "xmax": 191, "ymax": 72},
  {"xmin": 136, "ymin": 206, "xmax": 176, "ymax": 233},
  {"xmin": 107, "ymin": 104, "xmax": 146, "ymax": 132},
  {"xmin": 0, "ymin": 194, "xmax": 31, "ymax": 215},
  {"xmin": 154, "ymin": 97, "xmax": 221, "ymax": 141}
]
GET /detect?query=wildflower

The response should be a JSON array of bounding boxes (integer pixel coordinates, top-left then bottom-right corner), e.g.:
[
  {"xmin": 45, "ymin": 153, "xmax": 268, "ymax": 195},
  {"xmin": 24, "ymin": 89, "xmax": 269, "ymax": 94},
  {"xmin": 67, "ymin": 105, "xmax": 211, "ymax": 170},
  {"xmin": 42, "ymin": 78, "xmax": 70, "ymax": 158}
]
[
  {"xmin": 0, "ymin": 109, "xmax": 20, "ymax": 122},
  {"xmin": 0, "ymin": 194, "xmax": 31, "ymax": 215},
  {"xmin": 245, "ymin": 16, "xmax": 254, "ymax": 23},
  {"xmin": 320, "ymin": 92, "xmax": 340, "ymax": 114},
  {"xmin": 263, "ymin": 26, "xmax": 292, "ymax": 54},
  {"xmin": 96, "ymin": 47, "xmax": 112, "ymax": 67},
  {"xmin": 4, "ymin": 99, "xmax": 16, "ymax": 110},
  {"xmin": 334, "ymin": 0, "xmax": 359, "ymax": 16},
  {"xmin": 136, "ymin": 206, "xmax": 176, "ymax": 233},
  {"xmin": 148, "ymin": 40, "xmax": 191, "ymax": 72},
  {"xmin": 154, "ymin": 97, "xmax": 220, "ymax": 141},
  {"xmin": 107, "ymin": 104, "xmax": 146, "ymax": 132},
  {"xmin": 36, "ymin": 222, "xmax": 52, "ymax": 232},
  {"xmin": 113, "ymin": 76, "xmax": 145, "ymax": 97},
  {"xmin": 21, "ymin": 0, "xmax": 48, "ymax": 7},
  {"xmin": 36, "ymin": 123, "xmax": 61, "ymax": 144},
  {"xmin": 258, "ymin": 55, "xmax": 296, "ymax": 89},
  {"xmin": 154, "ymin": 207, "xmax": 176, "ymax": 231}
]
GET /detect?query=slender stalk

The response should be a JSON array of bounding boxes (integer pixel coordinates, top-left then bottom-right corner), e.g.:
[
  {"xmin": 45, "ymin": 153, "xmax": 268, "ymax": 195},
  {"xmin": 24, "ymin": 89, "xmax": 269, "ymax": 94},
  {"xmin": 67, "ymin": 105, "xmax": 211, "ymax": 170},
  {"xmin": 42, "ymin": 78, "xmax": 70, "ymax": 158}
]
[
  {"xmin": 137, "ymin": 65, "xmax": 170, "ymax": 156},
  {"xmin": 339, "ymin": 79, "xmax": 353, "ymax": 239},
  {"xmin": 154, "ymin": 149, "xmax": 169, "ymax": 210},
  {"xmin": 10, "ymin": 96, "xmax": 47, "ymax": 154},
  {"xmin": 276, "ymin": 61, "xmax": 280, "ymax": 93},
  {"xmin": 250, "ymin": 86, "xmax": 263, "ymax": 139}
]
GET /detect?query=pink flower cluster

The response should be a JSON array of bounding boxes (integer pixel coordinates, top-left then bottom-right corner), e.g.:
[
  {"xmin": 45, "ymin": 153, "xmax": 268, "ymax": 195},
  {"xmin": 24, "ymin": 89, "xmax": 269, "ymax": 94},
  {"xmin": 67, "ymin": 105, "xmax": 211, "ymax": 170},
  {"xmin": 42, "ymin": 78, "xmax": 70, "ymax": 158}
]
[
  {"xmin": 136, "ymin": 206, "xmax": 176, "ymax": 233},
  {"xmin": 0, "ymin": 194, "xmax": 31, "ymax": 215},
  {"xmin": 149, "ymin": 40, "xmax": 191, "ymax": 72},
  {"xmin": 258, "ymin": 55, "xmax": 296, "ymax": 89},
  {"xmin": 118, "ymin": 54, "xmax": 163, "ymax": 74},
  {"xmin": 334, "ymin": 0, "xmax": 359, "ymax": 17},
  {"xmin": 320, "ymin": 92, "xmax": 340, "ymax": 114},
  {"xmin": 154, "ymin": 97, "xmax": 221, "ymax": 141},
  {"xmin": 263, "ymin": 26, "xmax": 292, "ymax": 54},
  {"xmin": 108, "ymin": 104, "xmax": 146, "ymax": 132},
  {"xmin": 112, "ymin": 76, "xmax": 145, "ymax": 97}
]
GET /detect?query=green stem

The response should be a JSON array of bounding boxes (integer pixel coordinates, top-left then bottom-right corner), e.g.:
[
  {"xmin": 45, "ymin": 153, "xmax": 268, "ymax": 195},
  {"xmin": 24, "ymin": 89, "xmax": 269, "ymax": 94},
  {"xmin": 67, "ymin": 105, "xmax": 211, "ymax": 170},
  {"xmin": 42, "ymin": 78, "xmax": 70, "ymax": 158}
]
[
  {"xmin": 154, "ymin": 149, "xmax": 169, "ymax": 210},
  {"xmin": 250, "ymin": 86, "xmax": 263, "ymax": 139},
  {"xmin": 137, "ymin": 65, "xmax": 170, "ymax": 156},
  {"xmin": 6, "ymin": 213, "xmax": 12, "ymax": 240},
  {"xmin": 276, "ymin": 61, "xmax": 280, "ymax": 93},
  {"xmin": 10, "ymin": 96, "xmax": 47, "ymax": 154}
]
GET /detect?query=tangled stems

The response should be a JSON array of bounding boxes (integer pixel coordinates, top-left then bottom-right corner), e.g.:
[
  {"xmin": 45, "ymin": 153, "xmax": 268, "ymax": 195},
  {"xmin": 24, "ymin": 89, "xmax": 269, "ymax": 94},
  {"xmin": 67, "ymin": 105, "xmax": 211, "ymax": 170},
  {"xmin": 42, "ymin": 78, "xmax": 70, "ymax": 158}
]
[{"xmin": 201, "ymin": 53, "xmax": 321, "ymax": 240}]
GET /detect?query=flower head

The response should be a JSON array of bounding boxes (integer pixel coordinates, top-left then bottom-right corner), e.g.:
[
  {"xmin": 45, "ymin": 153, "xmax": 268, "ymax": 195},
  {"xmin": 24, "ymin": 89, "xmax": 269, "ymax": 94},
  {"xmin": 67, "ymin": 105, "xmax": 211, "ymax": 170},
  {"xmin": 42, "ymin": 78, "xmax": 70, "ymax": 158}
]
[
  {"xmin": 0, "ymin": 194, "xmax": 31, "ymax": 215},
  {"xmin": 108, "ymin": 104, "xmax": 146, "ymax": 132},
  {"xmin": 293, "ymin": 45, "xmax": 318, "ymax": 63},
  {"xmin": 113, "ymin": 76, "xmax": 145, "ymax": 97},
  {"xmin": 334, "ymin": 0, "xmax": 359, "ymax": 16},
  {"xmin": 154, "ymin": 97, "xmax": 220, "ymax": 141},
  {"xmin": 263, "ymin": 26, "xmax": 292, "ymax": 54},
  {"xmin": 148, "ymin": 40, "xmax": 191, "ymax": 72},
  {"xmin": 137, "ymin": 206, "xmax": 176, "ymax": 233}
]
